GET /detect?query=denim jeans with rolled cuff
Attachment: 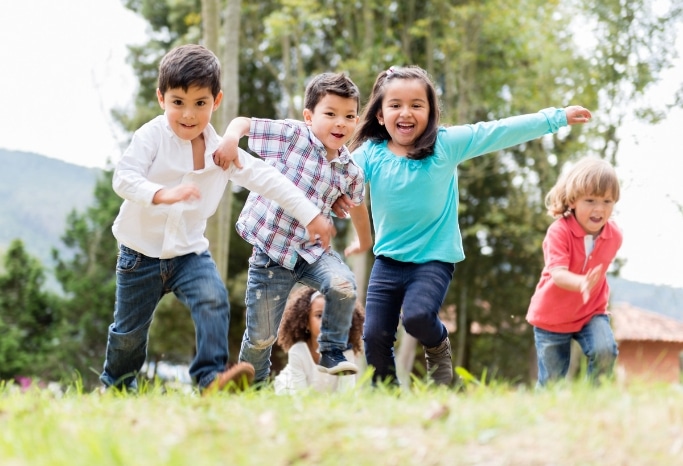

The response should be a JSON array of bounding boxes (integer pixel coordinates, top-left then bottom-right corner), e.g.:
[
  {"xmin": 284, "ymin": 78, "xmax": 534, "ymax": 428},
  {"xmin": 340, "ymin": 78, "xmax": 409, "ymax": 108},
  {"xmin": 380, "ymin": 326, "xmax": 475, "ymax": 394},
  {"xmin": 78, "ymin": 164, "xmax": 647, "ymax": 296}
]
[
  {"xmin": 100, "ymin": 245, "xmax": 230, "ymax": 390},
  {"xmin": 239, "ymin": 247, "xmax": 357, "ymax": 383}
]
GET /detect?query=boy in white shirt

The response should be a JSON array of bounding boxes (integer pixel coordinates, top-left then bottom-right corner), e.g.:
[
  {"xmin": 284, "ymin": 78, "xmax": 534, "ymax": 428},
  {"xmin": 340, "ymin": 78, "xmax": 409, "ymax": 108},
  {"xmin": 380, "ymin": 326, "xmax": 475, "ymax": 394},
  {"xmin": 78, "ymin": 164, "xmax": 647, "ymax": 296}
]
[{"xmin": 99, "ymin": 44, "xmax": 334, "ymax": 394}]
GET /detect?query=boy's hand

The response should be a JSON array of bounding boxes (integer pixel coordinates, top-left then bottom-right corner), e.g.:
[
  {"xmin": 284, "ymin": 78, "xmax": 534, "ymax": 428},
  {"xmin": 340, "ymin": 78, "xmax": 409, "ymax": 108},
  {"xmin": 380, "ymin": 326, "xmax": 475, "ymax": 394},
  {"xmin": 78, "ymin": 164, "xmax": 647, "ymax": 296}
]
[
  {"xmin": 212, "ymin": 135, "xmax": 243, "ymax": 170},
  {"xmin": 153, "ymin": 185, "xmax": 201, "ymax": 205},
  {"xmin": 579, "ymin": 264, "xmax": 603, "ymax": 303},
  {"xmin": 331, "ymin": 194, "xmax": 354, "ymax": 218},
  {"xmin": 306, "ymin": 214, "xmax": 336, "ymax": 250},
  {"xmin": 565, "ymin": 106, "xmax": 592, "ymax": 125}
]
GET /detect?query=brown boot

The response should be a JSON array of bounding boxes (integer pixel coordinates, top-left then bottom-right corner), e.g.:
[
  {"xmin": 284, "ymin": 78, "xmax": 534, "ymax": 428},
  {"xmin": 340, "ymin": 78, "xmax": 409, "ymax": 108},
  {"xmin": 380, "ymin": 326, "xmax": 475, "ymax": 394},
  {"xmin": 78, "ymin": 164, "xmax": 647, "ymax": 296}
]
[
  {"xmin": 202, "ymin": 362, "xmax": 255, "ymax": 396},
  {"xmin": 424, "ymin": 337, "xmax": 453, "ymax": 386}
]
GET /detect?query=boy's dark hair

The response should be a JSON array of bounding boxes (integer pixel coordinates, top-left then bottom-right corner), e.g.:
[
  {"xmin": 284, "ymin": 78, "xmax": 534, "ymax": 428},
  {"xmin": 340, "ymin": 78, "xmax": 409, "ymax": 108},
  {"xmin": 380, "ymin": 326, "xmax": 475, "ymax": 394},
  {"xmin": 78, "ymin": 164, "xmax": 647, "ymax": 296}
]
[
  {"xmin": 303, "ymin": 72, "xmax": 361, "ymax": 113},
  {"xmin": 349, "ymin": 66, "xmax": 440, "ymax": 160},
  {"xmin": 158, "ymin": 44, "xmax": 221, "ymax": 98},
  {"xmin": 277, "ymin": 286, "xmax": 365, "ymax": 354}
]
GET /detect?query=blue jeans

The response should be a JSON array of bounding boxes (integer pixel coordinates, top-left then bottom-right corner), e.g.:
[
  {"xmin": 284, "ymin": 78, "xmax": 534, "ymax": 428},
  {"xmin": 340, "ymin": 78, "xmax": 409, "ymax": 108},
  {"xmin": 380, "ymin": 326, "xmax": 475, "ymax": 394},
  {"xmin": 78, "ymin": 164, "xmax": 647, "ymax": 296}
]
[
  {"xmin": 534, "ymin": 314, "xmax": 618, "ymax": 387},
  {"xmin": 363, "ymin": 256, "xmax": 454, "ymax": 383},
  {"xmin": 239, "ymin": 248, "xmax": 357, "ymax": 382},
  {"xmin": 100, "ymin": 245, "xmax": 230, "ymax": 390}
]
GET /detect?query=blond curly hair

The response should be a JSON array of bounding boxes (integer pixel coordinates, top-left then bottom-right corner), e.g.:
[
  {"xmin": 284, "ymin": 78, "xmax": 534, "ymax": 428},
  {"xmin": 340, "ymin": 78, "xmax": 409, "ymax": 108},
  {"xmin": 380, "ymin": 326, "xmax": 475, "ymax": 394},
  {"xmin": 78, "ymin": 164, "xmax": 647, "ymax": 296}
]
[{"xmin": 545, "ymin": 157, "xmax": 620, "ymax": 218}]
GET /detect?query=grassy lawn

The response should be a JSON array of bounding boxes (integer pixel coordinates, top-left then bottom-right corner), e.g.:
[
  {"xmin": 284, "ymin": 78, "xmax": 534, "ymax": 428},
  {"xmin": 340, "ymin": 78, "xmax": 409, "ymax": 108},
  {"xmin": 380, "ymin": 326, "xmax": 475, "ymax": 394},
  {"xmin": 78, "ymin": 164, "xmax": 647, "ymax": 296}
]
[{"xmin": 1, "ymin": 376, "xmax": 682, "ymax": 465}]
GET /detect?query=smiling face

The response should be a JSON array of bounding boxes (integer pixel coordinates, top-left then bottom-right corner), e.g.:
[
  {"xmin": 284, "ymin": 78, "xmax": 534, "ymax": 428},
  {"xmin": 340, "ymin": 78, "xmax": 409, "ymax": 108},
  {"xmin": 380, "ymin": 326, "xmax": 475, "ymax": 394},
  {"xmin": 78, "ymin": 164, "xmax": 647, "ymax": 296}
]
[
  {"xmin": 376, "ymin": 78, "xmax": 430, "ymax": 156},
  {"xmin": 157, "ymin": 85, "xmax": 222, "ymax": 141},
  {"xmin": 303, "ymin": 93, "xmax": 359, "ymax": 161},
  {"xmin": 570, "ymin": 194, "xmax": 615, "ymax": 236}
]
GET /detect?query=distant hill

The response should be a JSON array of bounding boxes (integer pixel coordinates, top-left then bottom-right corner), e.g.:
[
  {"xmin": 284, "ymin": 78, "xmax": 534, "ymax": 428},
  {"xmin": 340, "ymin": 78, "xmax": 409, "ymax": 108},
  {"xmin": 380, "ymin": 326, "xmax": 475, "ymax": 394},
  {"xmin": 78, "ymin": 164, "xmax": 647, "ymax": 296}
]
[
  {"xmin": 609, "ymin": 276, "xmax": 683, "ymax": 322},
  {"xmin": 0, "ymin": 149, "xmax": 101, "ymax": 271}
]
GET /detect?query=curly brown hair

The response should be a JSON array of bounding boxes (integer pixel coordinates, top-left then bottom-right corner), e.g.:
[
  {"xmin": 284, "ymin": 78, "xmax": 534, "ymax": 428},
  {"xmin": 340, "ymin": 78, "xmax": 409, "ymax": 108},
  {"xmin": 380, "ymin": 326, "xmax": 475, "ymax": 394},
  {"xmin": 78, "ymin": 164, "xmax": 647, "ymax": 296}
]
[{"xmin": 277, "ymin": 286, "xmax": 365, "ymax": 354}]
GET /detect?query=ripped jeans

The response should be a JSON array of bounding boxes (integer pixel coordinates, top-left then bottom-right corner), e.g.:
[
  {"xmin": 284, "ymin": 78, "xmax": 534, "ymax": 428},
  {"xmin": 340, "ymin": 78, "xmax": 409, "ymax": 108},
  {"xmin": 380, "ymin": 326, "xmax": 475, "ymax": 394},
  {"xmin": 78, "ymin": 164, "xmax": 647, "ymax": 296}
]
[{"xmin": 239, "ymin": 247, "xmax": 357, "ymax": 382}]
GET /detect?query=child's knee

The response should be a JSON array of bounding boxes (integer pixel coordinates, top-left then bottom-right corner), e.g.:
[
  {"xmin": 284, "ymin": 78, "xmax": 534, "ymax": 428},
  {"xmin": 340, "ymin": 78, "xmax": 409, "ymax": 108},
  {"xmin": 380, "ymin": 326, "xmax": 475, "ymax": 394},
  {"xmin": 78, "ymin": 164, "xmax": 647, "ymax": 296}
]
[
  {"xmin": 590, "ymin": 341, "xmax": 618, "ymax": 362},
  {"xmin": 249, "ymin": 334, "xmax": 277, "ymax": 350},
  {"xmin": 401, "ymin": 310, "xmax": 431, "ymax": 331},
  {"xmin": 326, "ymin": 276, "xmax": 357, "ymax": 301}
]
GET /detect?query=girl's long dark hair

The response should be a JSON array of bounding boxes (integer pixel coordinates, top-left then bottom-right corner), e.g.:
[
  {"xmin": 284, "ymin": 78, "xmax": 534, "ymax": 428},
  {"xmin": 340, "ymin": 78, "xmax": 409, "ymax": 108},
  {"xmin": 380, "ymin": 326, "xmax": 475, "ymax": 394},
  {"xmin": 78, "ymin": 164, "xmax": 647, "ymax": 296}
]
[{"xmin": 349, "ymin": 66, "xmax": 441, "ymax": 160}]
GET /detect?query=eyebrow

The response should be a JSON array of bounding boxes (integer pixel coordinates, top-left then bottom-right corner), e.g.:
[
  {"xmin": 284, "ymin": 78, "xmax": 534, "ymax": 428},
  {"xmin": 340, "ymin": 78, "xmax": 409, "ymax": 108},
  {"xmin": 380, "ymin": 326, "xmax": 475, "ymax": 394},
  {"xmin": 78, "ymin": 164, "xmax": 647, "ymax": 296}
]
[
  {"xmin": 386, "ymin": 97, "xmax": 427, "ymax": 104},
  {"xmin": 319, "ymin": 105, "xmax": 357, "ymax": 114},
  {"xmin": 168, "ymin": 93, "xmax": 211, "ymax": 101}
]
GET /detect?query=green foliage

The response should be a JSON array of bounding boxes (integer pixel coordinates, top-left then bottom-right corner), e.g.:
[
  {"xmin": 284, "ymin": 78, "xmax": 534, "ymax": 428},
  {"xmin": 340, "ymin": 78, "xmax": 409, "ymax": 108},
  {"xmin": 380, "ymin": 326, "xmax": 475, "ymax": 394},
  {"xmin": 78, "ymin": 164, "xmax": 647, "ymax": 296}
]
[
  {"xmin": 52, "ymin": 171, "xmax": 120, "ymax": 387},
  {"xmin": 147, "ymin": 295, "xmax": 197, "ymax": 365},
  {"xmin": 0, "ymin": 240, "xmax": 64, "ymax": 381}
]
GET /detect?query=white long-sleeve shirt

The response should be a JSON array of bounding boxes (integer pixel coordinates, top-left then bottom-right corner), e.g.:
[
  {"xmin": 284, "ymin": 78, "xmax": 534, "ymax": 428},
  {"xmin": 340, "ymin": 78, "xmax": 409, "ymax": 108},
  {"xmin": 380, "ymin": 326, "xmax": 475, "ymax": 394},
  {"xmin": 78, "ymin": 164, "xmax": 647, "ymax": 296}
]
[
  {"xmin": 112, "ymin": 115, "xmax": 320, "ymax": 258},
  {"xmin": 274, "ymin": 341, "xmax": 357, "ymax": 395}
]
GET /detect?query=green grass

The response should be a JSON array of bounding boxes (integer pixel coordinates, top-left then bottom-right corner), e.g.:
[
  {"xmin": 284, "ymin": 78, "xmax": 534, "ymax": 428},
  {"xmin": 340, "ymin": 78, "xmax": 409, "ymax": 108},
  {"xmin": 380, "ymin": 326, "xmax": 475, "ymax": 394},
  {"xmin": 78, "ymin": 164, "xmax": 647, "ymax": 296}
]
[{"xmin": 1, "ymin": 376, "xmax": 682, "ymax": 465}]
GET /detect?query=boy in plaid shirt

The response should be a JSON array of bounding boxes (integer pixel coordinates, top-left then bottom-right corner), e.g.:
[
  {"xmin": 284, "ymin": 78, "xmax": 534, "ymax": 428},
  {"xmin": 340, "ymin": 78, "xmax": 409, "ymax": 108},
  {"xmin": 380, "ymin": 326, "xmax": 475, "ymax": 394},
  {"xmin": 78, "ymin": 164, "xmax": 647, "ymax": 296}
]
[{"xmin": 213, "ymin": 73, "xmax": 371, "ymax": 383}]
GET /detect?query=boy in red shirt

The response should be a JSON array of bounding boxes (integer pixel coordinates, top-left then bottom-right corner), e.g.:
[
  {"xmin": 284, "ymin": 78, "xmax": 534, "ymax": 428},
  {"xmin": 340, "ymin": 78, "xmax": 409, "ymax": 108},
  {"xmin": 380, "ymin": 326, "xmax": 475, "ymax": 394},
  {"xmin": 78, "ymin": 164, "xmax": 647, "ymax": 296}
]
[{"xmin": 526, "ymin": 157, "xmax": 622, "ymax": 386}]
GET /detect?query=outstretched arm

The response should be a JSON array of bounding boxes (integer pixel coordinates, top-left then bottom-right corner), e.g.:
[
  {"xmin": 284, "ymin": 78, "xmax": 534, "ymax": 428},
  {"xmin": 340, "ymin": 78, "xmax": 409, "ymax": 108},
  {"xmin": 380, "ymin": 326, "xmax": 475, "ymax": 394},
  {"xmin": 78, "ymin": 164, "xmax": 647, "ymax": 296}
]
[{"xmin": 213, "ymin": 117, "xmax": 251, "ymax": 170}]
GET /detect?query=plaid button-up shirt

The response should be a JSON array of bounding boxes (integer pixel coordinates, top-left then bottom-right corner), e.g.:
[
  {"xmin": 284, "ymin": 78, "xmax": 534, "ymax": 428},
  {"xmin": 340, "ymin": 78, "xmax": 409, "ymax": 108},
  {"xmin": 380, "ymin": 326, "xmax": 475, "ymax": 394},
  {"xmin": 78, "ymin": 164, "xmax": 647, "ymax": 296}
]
[{"xmin": 236, "ymin": 118, "xmax": 365, "ymax": 269}]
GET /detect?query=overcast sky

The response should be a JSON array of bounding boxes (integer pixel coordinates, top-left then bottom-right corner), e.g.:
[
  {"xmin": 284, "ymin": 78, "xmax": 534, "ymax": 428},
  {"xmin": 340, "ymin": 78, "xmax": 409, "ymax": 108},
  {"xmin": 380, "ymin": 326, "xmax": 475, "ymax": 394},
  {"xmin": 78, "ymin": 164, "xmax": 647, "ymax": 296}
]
[{"xmin": 1, "ymin": 0, "xmax": 682, "ymax": 289}]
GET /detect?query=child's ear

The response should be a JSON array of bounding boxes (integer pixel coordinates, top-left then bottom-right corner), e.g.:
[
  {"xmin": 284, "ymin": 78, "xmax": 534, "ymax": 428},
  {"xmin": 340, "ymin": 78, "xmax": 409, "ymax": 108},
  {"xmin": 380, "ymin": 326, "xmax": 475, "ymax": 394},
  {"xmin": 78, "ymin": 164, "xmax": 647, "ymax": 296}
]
[
  {"xmin": 156, "ymin": 88, "xmax": 165, "ymax": 109},
  {"xmin": 212, "ymin": 90, "xmax": 223, "ymax": 110},
  {"xmin": 376, "ymin": 110, "xmax": 384, "ymax": 125},
  {"xmin": 303, "ymin": 108, "xmax": 313, "ymax": 126}
]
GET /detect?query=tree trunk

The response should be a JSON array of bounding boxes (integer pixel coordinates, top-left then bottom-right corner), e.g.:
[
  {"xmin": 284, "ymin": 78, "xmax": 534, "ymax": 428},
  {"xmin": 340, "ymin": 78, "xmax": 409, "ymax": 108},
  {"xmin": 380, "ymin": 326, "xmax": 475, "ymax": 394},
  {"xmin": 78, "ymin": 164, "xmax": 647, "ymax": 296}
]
[{"xmin": 202, "ymin": 0, "xmax": 240, "ymax": 282}]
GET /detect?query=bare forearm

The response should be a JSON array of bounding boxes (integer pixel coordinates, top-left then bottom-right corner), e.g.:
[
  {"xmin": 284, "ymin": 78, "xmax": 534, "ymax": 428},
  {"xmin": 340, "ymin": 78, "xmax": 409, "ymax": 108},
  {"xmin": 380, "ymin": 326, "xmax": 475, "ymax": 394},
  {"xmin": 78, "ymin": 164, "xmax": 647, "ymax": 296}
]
[
  {"xmin": 349, "ymin": 202, "xmax": 373, "ymax": 251},
  {"xmin": 222, "ymin": 116, "xmax": 251, "ymax": 140},
  {"xmin": 549, "ymin": 268, "xmax": 583, "ymax": 292}
]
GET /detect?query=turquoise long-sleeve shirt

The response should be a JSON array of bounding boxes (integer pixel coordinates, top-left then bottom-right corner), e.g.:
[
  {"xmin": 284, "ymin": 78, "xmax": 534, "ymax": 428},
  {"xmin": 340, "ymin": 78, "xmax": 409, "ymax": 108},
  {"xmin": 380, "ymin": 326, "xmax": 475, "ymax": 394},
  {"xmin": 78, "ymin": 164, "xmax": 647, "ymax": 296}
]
[{"xmin": 352, "ymin": 108, "xmax": 568, "ymax": 264}]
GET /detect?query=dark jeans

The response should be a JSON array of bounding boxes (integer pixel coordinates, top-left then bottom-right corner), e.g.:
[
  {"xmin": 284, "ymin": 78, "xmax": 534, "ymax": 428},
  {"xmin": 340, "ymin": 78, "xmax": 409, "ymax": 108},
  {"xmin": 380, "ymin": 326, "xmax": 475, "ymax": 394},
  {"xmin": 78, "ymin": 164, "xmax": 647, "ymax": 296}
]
[
  {"xmin": 100, "ymin": 245, "xmax": 230, "ymax": 389},
  {"xmin": 363, "ymin": 256, "xmax": 454, "ymax": 383}
]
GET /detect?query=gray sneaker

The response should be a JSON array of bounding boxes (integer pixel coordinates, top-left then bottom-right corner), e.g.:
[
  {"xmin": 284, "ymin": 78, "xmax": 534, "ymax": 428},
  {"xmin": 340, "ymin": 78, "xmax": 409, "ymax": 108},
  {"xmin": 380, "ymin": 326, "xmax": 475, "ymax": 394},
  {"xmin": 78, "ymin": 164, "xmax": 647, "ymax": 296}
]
[{"xmin": 424, "ymin": 337, "xmax": 454, "ymax": 385}]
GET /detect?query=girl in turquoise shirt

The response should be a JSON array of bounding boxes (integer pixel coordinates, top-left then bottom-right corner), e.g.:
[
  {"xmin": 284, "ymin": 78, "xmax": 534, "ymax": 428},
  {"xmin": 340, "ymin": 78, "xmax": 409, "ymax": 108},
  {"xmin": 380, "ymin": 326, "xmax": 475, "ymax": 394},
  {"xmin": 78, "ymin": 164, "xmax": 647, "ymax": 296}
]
[{"xmin": 348, "ymin": 65, "xmax": 592, "ymax": 386}]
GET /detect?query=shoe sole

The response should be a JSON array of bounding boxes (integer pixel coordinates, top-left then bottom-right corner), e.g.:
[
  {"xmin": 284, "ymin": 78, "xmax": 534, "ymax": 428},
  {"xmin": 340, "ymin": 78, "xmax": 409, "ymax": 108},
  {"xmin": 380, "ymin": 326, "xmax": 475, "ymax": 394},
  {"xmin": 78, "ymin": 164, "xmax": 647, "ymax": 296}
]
[
  {"xmin": 317, "ymin": 362, "xmax": 359, "ymax": 376},
  {"xmin": 202, "ymin": 362, "xmax": 255, "ymax": 396}
]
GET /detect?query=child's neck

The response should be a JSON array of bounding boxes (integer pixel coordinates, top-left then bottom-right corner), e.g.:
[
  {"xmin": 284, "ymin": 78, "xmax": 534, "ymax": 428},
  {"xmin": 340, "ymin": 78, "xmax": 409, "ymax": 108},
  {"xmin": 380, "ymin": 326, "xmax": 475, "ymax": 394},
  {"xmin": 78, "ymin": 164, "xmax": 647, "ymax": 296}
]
[
  {"xmin": 191, "ymin": 134, "xmax": 206, "ymax": 170},
  {"xmin": 325, "ymin": 147, "xmax": 339, "ymax": 162},
  {"xmin": 307, "ymin": 339, "xmax": 320, "ymax": 363},
  {"xmin": 387, "ymin": 140, "xmax": 410, "ymax": 157}
]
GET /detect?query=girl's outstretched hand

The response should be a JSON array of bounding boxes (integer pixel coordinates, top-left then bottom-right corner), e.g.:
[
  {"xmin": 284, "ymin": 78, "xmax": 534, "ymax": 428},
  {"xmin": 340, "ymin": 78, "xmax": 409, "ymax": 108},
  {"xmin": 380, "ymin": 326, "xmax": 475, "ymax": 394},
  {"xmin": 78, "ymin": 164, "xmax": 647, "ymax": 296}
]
[{"xmin": 565, "ymin": 106, "xmax": 592, "ymax": 125}]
